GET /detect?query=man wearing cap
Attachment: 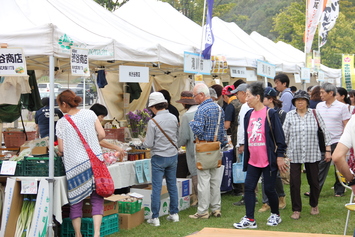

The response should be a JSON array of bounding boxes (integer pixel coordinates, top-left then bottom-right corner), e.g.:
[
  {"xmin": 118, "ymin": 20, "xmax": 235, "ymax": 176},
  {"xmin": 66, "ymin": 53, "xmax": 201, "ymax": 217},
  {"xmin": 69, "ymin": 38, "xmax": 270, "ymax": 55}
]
[
  {"xmin": 222, "ymin": 85, "xmax": 242, "ymax": 149},
  {"xmin": 274, "ymin": 74, "xmax": 295, "ymax": 112},
  {"xmin": 176, "ymin": 91, "xmax": 200, "ymax": 207},
  {"xmin": 143, "ymin": 92, "xmax": 179, "ymax": 226},
  {"xmin": 189, "ymin": 83, "xmax": 227, "ymax": 219}
]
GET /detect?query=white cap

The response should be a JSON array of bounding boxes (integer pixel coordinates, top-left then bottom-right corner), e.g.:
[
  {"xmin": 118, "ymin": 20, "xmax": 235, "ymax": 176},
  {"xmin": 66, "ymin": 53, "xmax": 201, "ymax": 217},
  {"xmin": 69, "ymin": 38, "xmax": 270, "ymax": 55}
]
[{"xmin": 148, "ymin": 92, "xmax": 167, "ymax": 107}]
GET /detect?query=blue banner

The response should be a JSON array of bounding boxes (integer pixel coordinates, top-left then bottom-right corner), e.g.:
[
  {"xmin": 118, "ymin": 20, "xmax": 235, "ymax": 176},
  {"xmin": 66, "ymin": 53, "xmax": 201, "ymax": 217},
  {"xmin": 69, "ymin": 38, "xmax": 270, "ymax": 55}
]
[{"xmin": 202, "ymin": 0, "xmax": 214, "ymax": 60}]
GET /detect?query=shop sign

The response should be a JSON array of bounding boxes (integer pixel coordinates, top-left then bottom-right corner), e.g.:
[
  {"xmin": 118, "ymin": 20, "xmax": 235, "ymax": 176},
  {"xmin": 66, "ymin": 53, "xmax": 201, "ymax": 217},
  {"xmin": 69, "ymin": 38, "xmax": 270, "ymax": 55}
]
[{"xmin": 0, "ymin": 48, "xmax": 27, "ymax": 76}]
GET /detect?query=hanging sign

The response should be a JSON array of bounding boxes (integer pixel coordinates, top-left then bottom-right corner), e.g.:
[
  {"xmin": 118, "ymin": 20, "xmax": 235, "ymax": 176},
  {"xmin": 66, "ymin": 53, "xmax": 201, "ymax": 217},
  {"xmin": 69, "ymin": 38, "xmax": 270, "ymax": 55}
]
[
  {"xmin": 313, "ymin": 50, "xmax": 321, "ymax": 72},
  {"xmin": 194, "ymin": 74, "xmax": 203, "ymax": 83},
  {"xmin": 246, "ymin": 70, "xmax": 257, "ymax": 81},
  {"xmin": 294, "ymin": 73, "xmax": 301, "ymax": 83},
  {"xmin": 0, "ymin": 48, "xmax": 27, "ymax": 76},
  {"xmin": 71, "ymin": 48, "xmax": 90, "ymax": 76},
  {"xmin": 21, "ymin": 180, "xmax": 38, "ymax": 194},
  {"xmin": 256, "ymin": 60, "xmax": 276, "ymax": 79},
  {"xmin": 230, "ymin": 66, "xmax": 247, "ymax": 78},
  {"xmin": 184, "ymin": 52, "xmax": 211, "ymax": 75},
  {"xmin": 342, "ymin": 54, "xmax": 355, "ymax": 90},
  {"xmin": 211, "ymin": 55, "xmax": 228, "ymax": 74},
  {"xmin": 318, "ymin": 71, "xmax": 325, "ymax": 81},
  {"xmin": 301, "ymin": 67, "xmax": 311, "ymax": 83},
  {"xmin": 119, "ymin": 65, "xmax": 149, "ymax": 83}
]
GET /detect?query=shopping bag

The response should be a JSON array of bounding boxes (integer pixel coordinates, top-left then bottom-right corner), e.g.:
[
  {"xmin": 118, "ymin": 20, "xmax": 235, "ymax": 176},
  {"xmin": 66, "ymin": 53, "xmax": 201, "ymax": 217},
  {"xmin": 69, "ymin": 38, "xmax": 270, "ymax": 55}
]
[{"xmin": 232, "ymin": 153, "xmax": 246, "ymax": 183}]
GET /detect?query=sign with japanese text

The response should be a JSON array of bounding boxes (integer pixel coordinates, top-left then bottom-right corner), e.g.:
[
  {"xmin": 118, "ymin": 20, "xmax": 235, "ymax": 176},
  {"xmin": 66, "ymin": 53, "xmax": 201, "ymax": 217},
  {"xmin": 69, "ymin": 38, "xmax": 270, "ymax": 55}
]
[
  {"xmin": 342, "ymin": 54, "xmax": 355, "ymax": 90},
  {"xmin": 318, "ymin": 71, "xmax": 325, "ymax": 81},
  {"xmin": 71, "ymin": 48, "xmax": 90, "ymax": 76},
  {"xmin": 21, "ymin": 180, "xmax": 38, "ymax": 194},
  {"xmin": 0, "ymin": 48, "xmax": 27, "ymax": 76},
  {"xmin": 0, "ymin": 161, "xmax": 16, "ymax": 175},
  {"xmin": 301, "ymin": 67, "xmax": 311, "ymax": 83},
  {"xmin": 28, "ymin": 179, "xmax": 50, "ymax": 236},
  {"xmin": 119, "ymin": 65, "xmax": 149, "ymax": 83},
  {"xmin": 246, "ymin": 70, "xmax": 257, "ymax": 81},
  {"xmin": 184, "ymin": 52, "xmax": 211, "ymax": 75},
  {"xmin": 256, "ymin": 60, "xmax": 276, "ymax": 79},
  {"xmin": 230, "ymin": 67, "xmax": 247, "ymax": 78},
  {"xmin": 313, "ymin": 50, "xmax": 321, "ymax": 72}
]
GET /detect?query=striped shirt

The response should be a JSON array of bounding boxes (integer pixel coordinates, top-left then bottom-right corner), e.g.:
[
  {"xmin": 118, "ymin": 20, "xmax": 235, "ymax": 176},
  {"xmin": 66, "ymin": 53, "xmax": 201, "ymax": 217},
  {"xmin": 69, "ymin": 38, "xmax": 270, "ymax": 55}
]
[
  {"xmin": 316, "ymin": 100, "xmax": 351, "ymax": 145},
  {"xmin": 190, "ymin": 98, "xmax": 227, "ymax": 146},
  {"xmin": 283, "ymin": 109, "xmax": 331, "ymax": 163}
]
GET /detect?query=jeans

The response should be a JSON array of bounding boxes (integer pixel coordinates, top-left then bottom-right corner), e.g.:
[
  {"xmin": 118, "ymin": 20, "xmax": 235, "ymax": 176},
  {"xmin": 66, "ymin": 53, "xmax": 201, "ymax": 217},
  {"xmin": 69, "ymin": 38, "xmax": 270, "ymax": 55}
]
[
  {"xmin": 151, "ymin": 154, "xmax": 179, "ymax": 219},
  {"xmin": 244, "ymin": 164, "xmax": 278, "ymax": 219}
]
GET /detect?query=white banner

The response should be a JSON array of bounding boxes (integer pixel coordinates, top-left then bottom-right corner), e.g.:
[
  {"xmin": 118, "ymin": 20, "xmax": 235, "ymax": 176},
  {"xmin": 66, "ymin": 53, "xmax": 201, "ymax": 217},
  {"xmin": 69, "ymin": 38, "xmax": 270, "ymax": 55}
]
[
  {"xmin": 71, "ymin": 48, "xmax": 90, "ymax": 76},
  {"xmin": 0, "ymin": 48, "xmax": 27, "ymax": 76},
  {"xmin": 119, "ymin": 65, "xmax": 149, "ymax": 83},
  {"xmin": 230, "ymin": 66, "xmax": 247, "ymax": 78},
  {"xmin": 301, "ymin": 67, "xmax": 311, "ymax": 83},
  {"xmin": 305, "ymin": 0, "xmax": 324, "ymax": 53},
  {"xmin": 184, "ymin": 52, "xmax": 211, "ymax": 75}
]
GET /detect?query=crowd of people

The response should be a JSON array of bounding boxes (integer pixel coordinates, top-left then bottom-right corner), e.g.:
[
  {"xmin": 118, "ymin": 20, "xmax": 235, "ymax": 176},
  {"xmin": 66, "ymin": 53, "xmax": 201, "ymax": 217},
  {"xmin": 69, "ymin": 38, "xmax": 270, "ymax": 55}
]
[{"xmin": 35, "ymin": 75, "xmax": 355, "ymax": 235}]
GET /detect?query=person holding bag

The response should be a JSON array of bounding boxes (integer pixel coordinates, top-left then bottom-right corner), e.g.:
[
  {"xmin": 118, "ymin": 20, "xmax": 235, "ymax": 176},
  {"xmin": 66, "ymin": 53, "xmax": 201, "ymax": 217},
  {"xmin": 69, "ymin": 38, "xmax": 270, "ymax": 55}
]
[
  {"xmin": 282, "ymin": 90, "xmax": 331, "ymax": 220},
  {"xmin": 143, "ymin": 92, "xmax": 179, "ymax": 227},
  {"xmin": 234, "ymin": 82, "xmax": 287, "ymax": 229},
  {"xmin": 189, "ymin": 83, "xmax": 227, "ymax": 219},
  {"xmin": 56, "ymin": 89, "xmax": 106, "ymax": 237}
]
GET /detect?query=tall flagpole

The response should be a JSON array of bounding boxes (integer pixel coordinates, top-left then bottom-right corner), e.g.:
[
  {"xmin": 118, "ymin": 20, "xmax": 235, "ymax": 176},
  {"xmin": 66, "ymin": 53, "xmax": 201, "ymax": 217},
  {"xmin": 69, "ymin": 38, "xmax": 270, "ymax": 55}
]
[
  {"xmin": 198, "ymin": 0, "xmax": 207, "ymax": 75},
  {"xmin": 303, "ymin": 0, "xmax": 308, "ymax": 90}
]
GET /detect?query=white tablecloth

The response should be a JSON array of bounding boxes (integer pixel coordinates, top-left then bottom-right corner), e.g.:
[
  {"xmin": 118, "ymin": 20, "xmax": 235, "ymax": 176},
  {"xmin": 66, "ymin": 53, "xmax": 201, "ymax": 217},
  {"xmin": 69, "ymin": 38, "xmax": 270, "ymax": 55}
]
[{"xmin": 16, "ymin": 160, "xmax": 152, "ymax": 223}]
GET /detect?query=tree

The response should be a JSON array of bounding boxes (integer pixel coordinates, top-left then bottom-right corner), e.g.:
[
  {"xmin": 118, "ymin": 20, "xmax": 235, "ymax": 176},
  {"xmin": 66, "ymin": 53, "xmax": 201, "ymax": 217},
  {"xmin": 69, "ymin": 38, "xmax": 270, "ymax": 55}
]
[
  {"xmin": 94, "ymin": 0, "xmax": 128, "ymax": 11},
  {"xmin": 272, "ymin": 0, "xmax": 355, "ymax": 68}
]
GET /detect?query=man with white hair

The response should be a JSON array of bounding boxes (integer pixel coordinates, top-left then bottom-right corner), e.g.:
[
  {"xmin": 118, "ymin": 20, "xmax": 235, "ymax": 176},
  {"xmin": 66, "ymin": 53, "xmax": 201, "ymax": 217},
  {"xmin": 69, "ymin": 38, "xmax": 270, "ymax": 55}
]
[{"xmin": 189, "ymin": 83, "xmax": 227, "ymax": 219}]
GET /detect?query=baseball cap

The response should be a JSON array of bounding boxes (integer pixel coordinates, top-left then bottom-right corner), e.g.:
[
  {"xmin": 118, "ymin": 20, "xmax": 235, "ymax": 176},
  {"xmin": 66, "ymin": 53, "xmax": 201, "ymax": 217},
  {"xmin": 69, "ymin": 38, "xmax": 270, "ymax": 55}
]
[
  {"xmin": 222, "ymin": 85, "xmax": 235, "ymax": 96},
  {"xmin": 148, "ymin": 92, "xmax": 167, "ymax": 107},
  {"xmin": 264, "ymin": 87, "xmax": 277, "ymax": 97},
  {"xmin": 230, "ymin": 83, "xmax": 247, "ymax": 94}
]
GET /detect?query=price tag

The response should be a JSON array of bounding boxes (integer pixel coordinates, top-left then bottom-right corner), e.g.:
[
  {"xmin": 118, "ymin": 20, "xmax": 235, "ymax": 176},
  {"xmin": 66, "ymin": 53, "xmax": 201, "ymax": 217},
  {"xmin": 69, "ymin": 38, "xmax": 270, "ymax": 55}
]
[
  {"xmin": 21, "ymin": 180, "xmax": 38, "ymax": 194},
  {"xmin": 0, "ymin": 161, "xmax": 17, "ymax": 175}
]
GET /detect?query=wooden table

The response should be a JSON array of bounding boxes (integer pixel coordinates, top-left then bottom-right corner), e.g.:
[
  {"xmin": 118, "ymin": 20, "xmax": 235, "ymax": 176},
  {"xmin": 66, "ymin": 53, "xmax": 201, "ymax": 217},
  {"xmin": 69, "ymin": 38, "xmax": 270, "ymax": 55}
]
[{"xmin": 0, "ymin": 146, "xmax": 19, "ymax": 157}]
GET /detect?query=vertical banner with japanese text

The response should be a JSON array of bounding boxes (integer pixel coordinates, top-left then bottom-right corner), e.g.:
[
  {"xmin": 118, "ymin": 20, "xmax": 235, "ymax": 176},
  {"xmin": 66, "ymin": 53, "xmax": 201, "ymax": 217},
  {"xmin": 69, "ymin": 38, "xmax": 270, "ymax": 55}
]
[
  {"xmin": 202, "ymin": 0, "xmax": 214, "ymax": 60},
  {"xmin": 305, "ymin": 0, "xmax": 324, "ymax": 53},
  {"xmin": 319, "ymin": 0, "xmax": 339, "ymax": 47},
  {"xmin": 342, "ymin": 54, "xmax": 355, "ymax": 90}
]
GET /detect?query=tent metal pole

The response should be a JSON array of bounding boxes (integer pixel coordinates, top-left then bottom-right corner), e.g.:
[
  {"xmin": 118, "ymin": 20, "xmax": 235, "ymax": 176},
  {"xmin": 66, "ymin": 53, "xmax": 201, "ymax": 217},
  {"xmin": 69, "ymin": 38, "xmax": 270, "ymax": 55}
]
[{"xmin": 47, "ymin": 55, "xmax": 55, "ymax": 237}]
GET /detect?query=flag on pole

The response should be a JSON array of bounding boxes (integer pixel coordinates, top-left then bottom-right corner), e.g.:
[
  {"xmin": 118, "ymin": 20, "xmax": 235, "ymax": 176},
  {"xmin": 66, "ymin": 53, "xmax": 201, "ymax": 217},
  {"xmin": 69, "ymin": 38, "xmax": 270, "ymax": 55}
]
[
  {"xmin": 319, "ymin": 0, "xmax": 339, "ymax": 47},
  {"xmin": 202, "ymin": 0, "xmax": 214, "ymax": 60},
  {"xmin": 304, "ymin": 0, "xmax": 324, "ymax": 53}
]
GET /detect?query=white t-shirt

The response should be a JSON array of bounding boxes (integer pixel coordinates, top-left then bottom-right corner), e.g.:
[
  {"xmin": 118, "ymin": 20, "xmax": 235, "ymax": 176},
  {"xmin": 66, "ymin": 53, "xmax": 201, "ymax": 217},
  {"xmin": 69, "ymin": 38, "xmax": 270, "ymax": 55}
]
[{"xmin": 339, "ymin": 114, "xmax": 355, "ymax": 149}]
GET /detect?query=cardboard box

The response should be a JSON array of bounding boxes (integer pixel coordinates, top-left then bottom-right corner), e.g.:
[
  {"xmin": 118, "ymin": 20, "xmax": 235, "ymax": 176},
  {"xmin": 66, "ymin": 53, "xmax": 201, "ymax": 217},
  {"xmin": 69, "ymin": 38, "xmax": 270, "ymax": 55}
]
[
  {"xmin": 82, "ymin": 195, "xmax": 126, "ymax": 218},
  {"xmin": 119, "ymin": 208, "xmax": 144, "ymax": 230},
  {"xmin": 142, "ymin": 197, "xmax": 170, "ymax": 219},
  {"xmin": 178, "ymin": 195, "xmax": 190, "ymax": 211},
  {"xmin": 20, "ymin": 146, "xmax": 48, "ymax": 155},
  {"xmin": 163, "ymin": 178, "xmax": 192, "ymax": 197}
]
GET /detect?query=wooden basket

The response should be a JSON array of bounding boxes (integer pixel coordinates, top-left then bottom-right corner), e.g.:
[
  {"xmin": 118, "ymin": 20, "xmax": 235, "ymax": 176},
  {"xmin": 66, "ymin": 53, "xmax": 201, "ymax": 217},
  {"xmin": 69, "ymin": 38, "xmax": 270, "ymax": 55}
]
[{"xmin": 3, "ymin": 131, "xmax": 36, "ymax": 148}]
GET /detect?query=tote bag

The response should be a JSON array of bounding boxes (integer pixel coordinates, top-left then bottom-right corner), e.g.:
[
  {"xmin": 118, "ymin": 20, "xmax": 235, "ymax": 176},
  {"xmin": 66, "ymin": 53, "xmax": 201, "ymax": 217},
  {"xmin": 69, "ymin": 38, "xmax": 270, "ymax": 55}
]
[{"xmin": 233, "ymin": 153, "xmax": 247, "ymax": 184}]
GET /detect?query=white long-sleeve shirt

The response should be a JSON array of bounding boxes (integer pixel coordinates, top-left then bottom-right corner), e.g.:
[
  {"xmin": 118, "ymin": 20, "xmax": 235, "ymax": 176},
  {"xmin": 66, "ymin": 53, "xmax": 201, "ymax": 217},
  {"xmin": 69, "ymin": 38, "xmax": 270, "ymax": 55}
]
[{"xmin": 236, "ymin": 103, "xmax": 251, "ymax": 146}]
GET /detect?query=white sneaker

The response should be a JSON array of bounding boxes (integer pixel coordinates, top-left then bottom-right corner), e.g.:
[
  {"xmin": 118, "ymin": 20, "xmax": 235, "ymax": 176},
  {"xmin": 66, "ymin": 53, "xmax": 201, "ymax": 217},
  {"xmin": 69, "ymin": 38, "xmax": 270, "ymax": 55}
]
[
  {"xmin": 147, "ymin": 217, "xmax": 160, "ymax": 226},
  {"xmin": 166, "ymin": 213, "xmax": 179, "ymax": 222},
  {"xmin": 233, "ymin": 216, "xmax": 257, "ymax": 229},
  {"xmin": 266, "ymin": 213, "xmax": 282, "ymax": 226}
]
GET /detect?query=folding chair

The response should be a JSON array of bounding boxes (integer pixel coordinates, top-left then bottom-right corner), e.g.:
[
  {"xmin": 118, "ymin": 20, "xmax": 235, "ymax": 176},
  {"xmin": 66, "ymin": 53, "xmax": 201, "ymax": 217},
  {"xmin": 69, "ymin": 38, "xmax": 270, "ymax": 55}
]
[{"xmin": 336, "ymin": 170, "xmax": 355, "ymax": 235}]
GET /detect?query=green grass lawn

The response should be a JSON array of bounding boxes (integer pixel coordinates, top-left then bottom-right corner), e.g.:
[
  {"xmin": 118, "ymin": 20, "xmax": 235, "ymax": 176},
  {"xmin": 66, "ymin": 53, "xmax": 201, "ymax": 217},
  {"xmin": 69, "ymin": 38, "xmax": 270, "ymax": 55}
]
[{"xmin": 112, "ymin": 165, "xmax": 354, "ymax": 236}]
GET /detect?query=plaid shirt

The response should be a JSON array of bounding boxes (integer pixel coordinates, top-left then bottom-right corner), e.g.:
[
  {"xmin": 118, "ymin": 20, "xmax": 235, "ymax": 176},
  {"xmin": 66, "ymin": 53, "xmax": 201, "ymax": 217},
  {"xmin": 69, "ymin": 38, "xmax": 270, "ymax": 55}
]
[
  {"xmin": 190, "ymin": 98, "xmax": 227, "ymax": 146},
  {"xmin": 283, "ymin": 109, "xmax": 331, "ymax": 163}
]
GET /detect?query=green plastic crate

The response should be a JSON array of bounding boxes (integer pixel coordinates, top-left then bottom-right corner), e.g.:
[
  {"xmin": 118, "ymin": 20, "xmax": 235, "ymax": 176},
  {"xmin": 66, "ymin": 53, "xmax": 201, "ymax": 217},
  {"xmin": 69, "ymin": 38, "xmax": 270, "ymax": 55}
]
[
  {"xmin": 24, "ymin": 156, "xmax": 65, "ymax": 176},
  {"xmin": 119, "ymin": 199, "xmax": 142, "ymax": 214},
  {"xmin": 61, "ymin": 213, "xmax": 119, "ymax": 237},
  {"xmin": 0, "ymin": 160, "xmax": 24, "ymax": 176}
]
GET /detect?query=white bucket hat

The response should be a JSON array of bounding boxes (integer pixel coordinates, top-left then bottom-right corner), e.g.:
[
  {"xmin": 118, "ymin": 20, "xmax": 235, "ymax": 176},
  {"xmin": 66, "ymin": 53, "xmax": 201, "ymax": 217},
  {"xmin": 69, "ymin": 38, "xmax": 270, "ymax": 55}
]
[{"xmin": 148, "ymin": 92, "xmax": 167, "ymax": 107}]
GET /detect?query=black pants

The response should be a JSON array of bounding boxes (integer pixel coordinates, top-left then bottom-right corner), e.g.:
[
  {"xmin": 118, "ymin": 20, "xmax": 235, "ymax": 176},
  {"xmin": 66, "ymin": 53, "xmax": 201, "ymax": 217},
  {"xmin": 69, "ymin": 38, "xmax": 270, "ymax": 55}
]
[
  {"xmin": 318, "ymin": 143, "xmax": 345, "ymax": 195},
  {"xmin": 290, "ymin": 162, "xmax": 320, "ymax": 212}
]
